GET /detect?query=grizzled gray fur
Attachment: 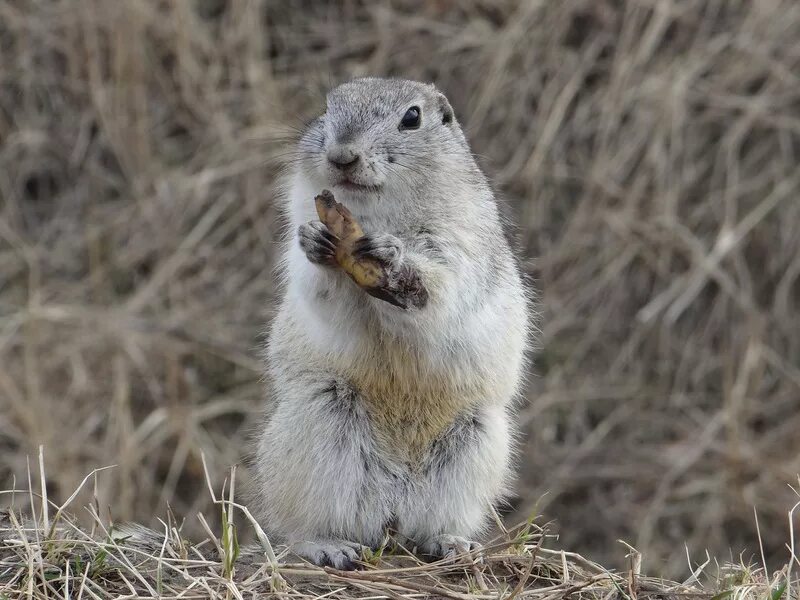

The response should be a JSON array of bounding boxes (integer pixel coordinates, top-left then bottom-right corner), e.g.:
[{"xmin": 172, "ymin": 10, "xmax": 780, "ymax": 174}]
[{"xmin": 251, "ymin": 77, "xmax": 531, "ymax": 569}]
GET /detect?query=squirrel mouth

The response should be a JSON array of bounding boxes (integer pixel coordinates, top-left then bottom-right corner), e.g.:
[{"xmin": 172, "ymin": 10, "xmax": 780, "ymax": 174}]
[{"xmin": 335, "ymin": 179, "xmax": 381, "ymax": 193}]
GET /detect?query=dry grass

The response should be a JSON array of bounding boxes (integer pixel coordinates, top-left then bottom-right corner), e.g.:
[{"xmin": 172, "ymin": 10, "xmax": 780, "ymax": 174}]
[
  {"xmin": 2, "ymin": 459, "xmax": 797, "ymax": 600},
  {"xmin": 1, "ymin": 0, "xmax": 800, "ymax": 583}
]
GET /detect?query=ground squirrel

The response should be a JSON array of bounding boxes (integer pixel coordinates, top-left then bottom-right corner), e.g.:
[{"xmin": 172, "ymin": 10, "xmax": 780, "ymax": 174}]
[{"xmin": 252, "ymin": 77, "xmax": 531, "ymax": 569}]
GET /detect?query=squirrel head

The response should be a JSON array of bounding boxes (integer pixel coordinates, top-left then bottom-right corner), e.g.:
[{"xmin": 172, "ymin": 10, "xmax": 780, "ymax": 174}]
[{"xmin": 297, "ymin": 78, "xmax": 474, "ymax": 208}]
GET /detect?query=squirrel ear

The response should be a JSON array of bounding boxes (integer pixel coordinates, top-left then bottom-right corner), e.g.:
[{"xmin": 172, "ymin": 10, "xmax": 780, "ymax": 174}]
[{"xmin": 437, "ymin": 93, "xmax": 454, "ymax": 125}]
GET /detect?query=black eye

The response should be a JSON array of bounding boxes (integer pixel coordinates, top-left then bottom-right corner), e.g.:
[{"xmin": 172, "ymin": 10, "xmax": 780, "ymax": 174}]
[{"xmin": 399, "ymin": 106, "xmax": 421, "ymax": 130}]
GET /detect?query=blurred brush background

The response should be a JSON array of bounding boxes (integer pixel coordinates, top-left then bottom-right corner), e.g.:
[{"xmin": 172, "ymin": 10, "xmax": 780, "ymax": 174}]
[{"xmin": 1, "ymin": 0, "xmax": 799, "ymax": 578}]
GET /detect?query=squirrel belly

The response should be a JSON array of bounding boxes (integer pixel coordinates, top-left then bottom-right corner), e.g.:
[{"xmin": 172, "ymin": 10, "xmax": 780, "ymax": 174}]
[{"xmin": 270, "ymin": 304, "xmax": 497, "ymax": 460}]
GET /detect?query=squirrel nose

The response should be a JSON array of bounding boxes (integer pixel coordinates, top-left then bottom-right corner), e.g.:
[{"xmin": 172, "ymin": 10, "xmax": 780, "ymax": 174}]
[{"xmin": 327, "ymin": 146, "xmax": 360, "ymax": 170}]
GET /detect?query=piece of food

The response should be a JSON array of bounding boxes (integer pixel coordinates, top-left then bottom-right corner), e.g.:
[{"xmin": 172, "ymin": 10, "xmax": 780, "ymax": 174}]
[{"xmin": 314, "ymin": 189, "xmax": 384, "ymax": 289}]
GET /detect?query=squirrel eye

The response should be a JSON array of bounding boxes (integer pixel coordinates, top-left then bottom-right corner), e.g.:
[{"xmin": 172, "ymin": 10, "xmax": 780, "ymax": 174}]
[{"xmin": 399, "ymin": 106, "xmax": 421, "ymax": 130}]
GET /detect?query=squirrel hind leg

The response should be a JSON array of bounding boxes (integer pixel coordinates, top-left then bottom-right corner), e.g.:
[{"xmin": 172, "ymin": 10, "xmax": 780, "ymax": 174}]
[
  {"xmin": 394, "ymin": 405, "xmax": 512, "ymax": 555},
  {"xmin": 252, "ymin": 379, "xmax": 393, "ymax": 553}
]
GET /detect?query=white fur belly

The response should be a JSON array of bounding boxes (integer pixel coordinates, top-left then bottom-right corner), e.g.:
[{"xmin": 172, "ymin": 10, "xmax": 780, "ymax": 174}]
[{"xmin": 286, "ymin": 244, "xmax": 524, "ymax": 396}]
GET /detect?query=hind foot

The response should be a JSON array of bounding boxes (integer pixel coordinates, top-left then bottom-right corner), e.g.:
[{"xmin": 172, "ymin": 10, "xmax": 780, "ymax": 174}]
[
  {"xmin": 290, "ymin": 539, "xmax": 365, "ymax": 570},
  {"xmin": 420, "ymin": 534, "xmax": 480, "ymax": 560}
]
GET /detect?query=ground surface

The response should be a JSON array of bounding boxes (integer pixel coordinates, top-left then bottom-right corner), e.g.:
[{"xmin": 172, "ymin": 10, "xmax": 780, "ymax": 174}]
[{"xmin": 0, "ymin": 506, "xmax": 776, "ymax": 600}]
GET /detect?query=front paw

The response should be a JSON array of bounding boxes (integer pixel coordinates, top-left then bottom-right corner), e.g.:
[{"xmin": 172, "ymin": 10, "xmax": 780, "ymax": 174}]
[
  {"xmin": 298, "ymin": 221, "xmax": 337, "ymax": 266},
  {"xmin": 352, "ymin": 234, "xmax": 403, "ymax": 269}
]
